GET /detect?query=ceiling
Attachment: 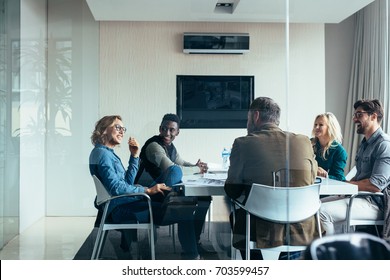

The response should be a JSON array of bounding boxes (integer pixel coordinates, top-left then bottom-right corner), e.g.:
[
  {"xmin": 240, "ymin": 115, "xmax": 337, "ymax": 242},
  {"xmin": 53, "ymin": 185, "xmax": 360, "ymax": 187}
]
[{"xmin": 86, "ymin": 0, "xmax": 375, "ymax": 24}]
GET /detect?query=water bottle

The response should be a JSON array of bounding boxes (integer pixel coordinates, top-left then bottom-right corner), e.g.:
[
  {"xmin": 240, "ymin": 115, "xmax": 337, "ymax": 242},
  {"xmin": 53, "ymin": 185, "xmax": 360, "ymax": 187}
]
[{"xmin": 222, "ymin": 148, "xmax": 230, "ymax": 169}]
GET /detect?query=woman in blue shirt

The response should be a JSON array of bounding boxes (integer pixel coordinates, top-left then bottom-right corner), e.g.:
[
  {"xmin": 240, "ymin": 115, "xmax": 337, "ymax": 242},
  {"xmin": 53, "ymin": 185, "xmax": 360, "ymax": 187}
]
[
  {"xmin": 311, "ymin": 112, "xmax": 348, "ymax": 181},
  {"xmin": 89, "ymin": 115, "xmax": 202, "ymax": 260},
  {"xmin": 89, "ymin": 115, "xmax": 171, "ymax": 223}
]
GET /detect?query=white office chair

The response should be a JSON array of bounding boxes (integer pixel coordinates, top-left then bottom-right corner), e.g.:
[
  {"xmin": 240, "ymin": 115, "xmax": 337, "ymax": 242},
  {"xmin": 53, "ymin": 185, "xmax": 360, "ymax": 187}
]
[
  {"xmin": 234, "ymin": 183, "xmax": 322, "ymax": 260},
  {"xmin": 343, "ymin": 166, "xmax": 384, "ymax": 236},
  {"xmin": 91, "ymin": 175, "xmax": 155, "ymax": 260},
  {"xmin": 346, "ymin": 191, "xmax": 384, "ymax": 236}
]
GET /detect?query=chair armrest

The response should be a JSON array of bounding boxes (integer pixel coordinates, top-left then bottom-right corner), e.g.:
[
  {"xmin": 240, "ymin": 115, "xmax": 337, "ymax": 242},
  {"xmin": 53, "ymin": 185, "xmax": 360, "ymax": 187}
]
[
  {"xmin": 99, "ymin": 192, "xmax": 151, "ymax": 205},
  {"xmin": 351, "ymin": 191, "xmax": 384, "ymax": 197},
  {"xmin": 98, "ymin": 192, "xmax": 154, "ymax": 227},
  {"xmin": 346, "ymin": 191, "xmax": 384, "ymax": 225}
]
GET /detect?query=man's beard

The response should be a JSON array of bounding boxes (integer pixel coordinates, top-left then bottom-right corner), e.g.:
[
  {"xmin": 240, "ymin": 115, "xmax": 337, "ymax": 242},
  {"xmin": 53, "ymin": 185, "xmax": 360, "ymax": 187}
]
[{"xmin": 356, "ymin": 123, "xmax": 365, "ymax": 134}]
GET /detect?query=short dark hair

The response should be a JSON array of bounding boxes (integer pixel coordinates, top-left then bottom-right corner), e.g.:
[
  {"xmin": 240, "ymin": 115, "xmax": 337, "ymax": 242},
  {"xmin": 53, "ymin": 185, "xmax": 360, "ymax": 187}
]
[
  {"xmin": 249, "ymin": 97, "xmax": 281, "ymax": 125},
  {"xmin": 353, "ymin": 99, "xmax": 384, "ymax": 123},
  {"xmin": 161, "ymin": 113, "xmax": 180, "ymax": 127}
]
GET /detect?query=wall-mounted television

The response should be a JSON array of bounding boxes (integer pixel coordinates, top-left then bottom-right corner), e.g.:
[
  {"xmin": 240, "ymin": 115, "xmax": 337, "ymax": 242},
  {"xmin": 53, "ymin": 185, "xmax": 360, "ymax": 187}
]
[{"xmin": 177, "ymin": 75, "xmax": 254, "ymax": 128}]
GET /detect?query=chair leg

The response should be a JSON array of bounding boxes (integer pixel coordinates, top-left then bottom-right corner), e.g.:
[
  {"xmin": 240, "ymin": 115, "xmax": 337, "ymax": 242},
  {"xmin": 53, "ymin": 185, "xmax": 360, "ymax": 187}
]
[
  {"xmin": 91, "ymin": 229, "xmax": 102, "ymax": 259},
  {"xmin": 172, "ymin": 224, "xmax": 176, "ymax": 253},
  {"xmin": 316, "ymin": 212, "xmax": 322, "ymax": 238},
  {"xmin": 91, "ymin": 226, "xmax": 106, "ymax": 260},
  {"xmin": 150, "ymin": 225, "xmax": 155, "ymax": 260},
  {"xmin": 245, "ymin": 211, "xmax": 250, "ymax": 260},
  {"xmin": 200, "ymin": 200, "xmax": 212, "ymax": 241},
  {"xmin": 95, "ymin": 230, "xmax": 108, "ymax": 260},
  {"xmin": 207, "ymin": 204, "xmax": 212, "ymax": 241}
]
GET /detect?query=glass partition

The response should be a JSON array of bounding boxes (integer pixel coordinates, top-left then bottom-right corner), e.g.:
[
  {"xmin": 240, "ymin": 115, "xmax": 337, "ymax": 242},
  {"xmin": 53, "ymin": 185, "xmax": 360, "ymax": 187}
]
[
  {"xmin": 0, "ymin": 0, "xmax": 20, "ymax": 250},
  {"xmin": 0, "ymin": 0, "xmax": 389, "ymax": 260}
]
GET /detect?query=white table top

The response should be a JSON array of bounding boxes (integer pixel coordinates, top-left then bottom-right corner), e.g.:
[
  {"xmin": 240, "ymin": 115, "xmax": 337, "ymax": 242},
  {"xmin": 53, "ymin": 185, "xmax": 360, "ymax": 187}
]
[
  {"xmin": 182, "ymin": 174, "xmax": 358, "ymax": 197},
  {"xmin": 317, "ymin": 176, "xmax": 358, "ymax": 195}
]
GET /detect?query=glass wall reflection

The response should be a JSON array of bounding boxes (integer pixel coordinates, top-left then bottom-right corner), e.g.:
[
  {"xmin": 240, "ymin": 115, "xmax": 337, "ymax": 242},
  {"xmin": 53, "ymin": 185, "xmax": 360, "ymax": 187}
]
[
  {"xmin": 0, "ymin": 0, "xmax": 388, "ymax": 258},
  {"xmin": 0, "ymin": 0, "xmax": 20, "ymax": 250}
]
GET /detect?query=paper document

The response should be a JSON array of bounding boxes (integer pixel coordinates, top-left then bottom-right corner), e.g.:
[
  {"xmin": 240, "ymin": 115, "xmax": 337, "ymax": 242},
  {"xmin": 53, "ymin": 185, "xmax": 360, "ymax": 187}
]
[
  {"xmin": 183, "ymin": 177, "xmax": 225, "ymax": 186},
  {"xmin": 203, "ymin": 172, "xmax": 228, "ymax": 180}
]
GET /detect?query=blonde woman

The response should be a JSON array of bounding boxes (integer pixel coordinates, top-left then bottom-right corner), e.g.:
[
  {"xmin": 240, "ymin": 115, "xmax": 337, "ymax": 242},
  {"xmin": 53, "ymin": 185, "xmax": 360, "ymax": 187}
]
[{"xmin": 311, "ymin": 112, "xmax": 347, "ymax": 181}]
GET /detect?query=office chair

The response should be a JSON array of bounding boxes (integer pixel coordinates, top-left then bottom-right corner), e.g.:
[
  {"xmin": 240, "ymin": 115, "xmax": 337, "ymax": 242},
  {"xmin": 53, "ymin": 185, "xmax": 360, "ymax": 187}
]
[
  {"xmin": 343, "ymin": 166, "xmax": 384, "ymax": 235},
  {"xmin": 135, "ymin": 163, "xmax": 202, "ymax": 253},
  {"xmin": 303, "ymin": 232, "xmax": 390, "ymax": 260},
  {"xmin": 91, "ymin": 175, "xmax": 155, "ymax": 260},
  {"xmin": 134, "ymin": 162, "xmax": 180, "ymax": 252},
  {"xmin": 155, "ymin": 189, "xmax": 198, "ymax": 251},
  {"xmin": 272, "ymin": 168, "xmax": 316, "ymax": 187},
  {"xmin": 346, "ymin": 191, "xmax": 384, "ymax": 236},
  {"xmin": 233, "ymin": 183, "xmax": 322, "ymax": 260}
]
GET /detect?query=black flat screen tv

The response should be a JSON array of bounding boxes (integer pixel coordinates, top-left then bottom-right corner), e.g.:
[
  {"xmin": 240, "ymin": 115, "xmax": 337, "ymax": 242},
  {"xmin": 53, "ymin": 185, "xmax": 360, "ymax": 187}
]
[{"xmin": 176, "ymin": 75, "xmax": 254, "ymax": 128}]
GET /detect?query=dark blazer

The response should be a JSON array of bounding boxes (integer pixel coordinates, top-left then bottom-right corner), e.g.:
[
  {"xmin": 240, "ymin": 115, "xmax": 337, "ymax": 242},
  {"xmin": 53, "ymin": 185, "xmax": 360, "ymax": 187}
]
[{"xmin": 225, "ymin": 124, "xmax": 320, "ymax": 249}]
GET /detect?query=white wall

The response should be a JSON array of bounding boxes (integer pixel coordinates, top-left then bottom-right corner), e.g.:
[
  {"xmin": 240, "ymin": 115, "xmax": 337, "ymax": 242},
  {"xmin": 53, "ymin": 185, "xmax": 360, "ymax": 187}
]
[{"xmin": 100, "ymin": 22, "xmax": 325, "ymax": 166}]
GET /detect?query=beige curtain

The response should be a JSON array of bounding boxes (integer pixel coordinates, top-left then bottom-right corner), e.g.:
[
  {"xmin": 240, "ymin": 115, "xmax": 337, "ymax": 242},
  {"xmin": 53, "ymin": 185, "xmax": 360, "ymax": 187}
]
[{"xmin": 344, "ymin": 0, "xmax": 389, "ymax": 172}]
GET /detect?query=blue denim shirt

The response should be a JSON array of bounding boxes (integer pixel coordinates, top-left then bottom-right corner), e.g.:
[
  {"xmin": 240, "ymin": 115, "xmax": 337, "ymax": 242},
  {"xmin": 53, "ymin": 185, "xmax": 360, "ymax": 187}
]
[
  {"xmin": 89, "ymin": 144, "xmax": 145, "ymax": 212},
  {"xmin": 354, "ymin": 127, "xmax": 390, "ymax": 191}
]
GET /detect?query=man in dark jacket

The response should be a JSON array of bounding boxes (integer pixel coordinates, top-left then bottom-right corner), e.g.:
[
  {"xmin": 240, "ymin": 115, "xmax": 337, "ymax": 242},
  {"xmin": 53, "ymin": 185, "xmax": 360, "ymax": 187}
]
[{"xmin": 137, "ymin": 113, "xmax": 211, "ymax": 259}]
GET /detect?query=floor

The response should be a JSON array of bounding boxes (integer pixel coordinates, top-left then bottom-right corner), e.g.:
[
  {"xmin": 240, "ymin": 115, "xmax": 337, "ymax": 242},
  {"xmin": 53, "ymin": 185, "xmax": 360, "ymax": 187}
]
[
  {"xmin": 0, "ymin": 197, "xmax": 233, "ymax": 260},
  {"xmin": 0, "ymin": 217, "xmax": 95, "ymax": 260}
]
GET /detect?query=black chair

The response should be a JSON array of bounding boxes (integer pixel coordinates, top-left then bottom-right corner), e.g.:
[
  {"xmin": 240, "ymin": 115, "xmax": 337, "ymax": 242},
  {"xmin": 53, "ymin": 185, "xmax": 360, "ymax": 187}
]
[
  {"xmin": 303, "ymin": 232, "xmax": 390, "ymax": 260},
  {"xmin": 155, "ymin": 189, "xmax": 198, "ymax": 252}
]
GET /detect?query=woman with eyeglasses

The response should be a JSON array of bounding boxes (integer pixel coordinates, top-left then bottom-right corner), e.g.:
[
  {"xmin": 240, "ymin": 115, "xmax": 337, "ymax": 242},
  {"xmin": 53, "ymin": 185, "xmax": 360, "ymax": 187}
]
[
  {"xmin": 89, "ymin": 115, "xmax": 171, "ymax": 253},
  {"xmin": 311, "ymin": 112, "xmax": 347, "ymax": 181}
]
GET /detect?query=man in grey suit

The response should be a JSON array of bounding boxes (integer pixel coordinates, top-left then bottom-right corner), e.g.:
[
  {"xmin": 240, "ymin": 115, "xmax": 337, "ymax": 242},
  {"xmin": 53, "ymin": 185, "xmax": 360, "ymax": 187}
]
[{"xmin": 224, "ymin": 96, "xmax": 320, "ymax": 259}]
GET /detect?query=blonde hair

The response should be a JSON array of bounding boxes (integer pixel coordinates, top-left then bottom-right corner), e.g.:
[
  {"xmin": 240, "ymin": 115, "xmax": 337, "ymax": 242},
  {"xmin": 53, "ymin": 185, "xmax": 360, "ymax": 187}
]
[{"xmin": 311, "ymin": 112, "xmax": 343, "ymax": 159}]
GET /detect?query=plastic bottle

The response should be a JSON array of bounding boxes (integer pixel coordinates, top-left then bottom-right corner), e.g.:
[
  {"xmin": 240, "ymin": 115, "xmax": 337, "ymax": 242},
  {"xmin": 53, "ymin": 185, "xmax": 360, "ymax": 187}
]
[{"xmin": 222, "ymin": 148, "xmax": 230, "ymax": 169}]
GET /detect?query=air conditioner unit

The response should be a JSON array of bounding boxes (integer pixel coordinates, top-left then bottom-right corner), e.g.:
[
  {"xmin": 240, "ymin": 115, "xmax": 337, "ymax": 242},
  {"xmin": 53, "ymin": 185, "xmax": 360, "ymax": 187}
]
[{"xmin": 183, "ymin": 32, "xmax": 249, "ymax": 54}]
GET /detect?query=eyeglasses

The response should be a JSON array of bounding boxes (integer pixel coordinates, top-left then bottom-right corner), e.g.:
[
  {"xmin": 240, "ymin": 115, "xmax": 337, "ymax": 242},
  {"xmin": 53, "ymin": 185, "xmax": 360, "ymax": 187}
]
[
  {"xmin": 114, "ymin": 124, "xmax": 127, "ymax": 133},
  {"xmin": 352, "ymin": 111, "xmax": 369, "ymax": 119}
]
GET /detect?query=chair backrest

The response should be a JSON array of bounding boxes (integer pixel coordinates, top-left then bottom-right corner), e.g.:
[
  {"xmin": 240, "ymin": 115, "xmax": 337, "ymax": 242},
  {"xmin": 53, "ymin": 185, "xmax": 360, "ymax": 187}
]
[
  {"xmin": 305, "ymin": 232, "xmax": 390, "ymax": 260},
  {"xmin": 272, "ymin": 168, "xmax": 314, "ymax": 187},
  {"xmin": 92, "ymin": 175, "xmax": 111, "ymax": 206},
  {"xmin": 245, "ymin": 183, "xmax": 321, "ymax": 223}
]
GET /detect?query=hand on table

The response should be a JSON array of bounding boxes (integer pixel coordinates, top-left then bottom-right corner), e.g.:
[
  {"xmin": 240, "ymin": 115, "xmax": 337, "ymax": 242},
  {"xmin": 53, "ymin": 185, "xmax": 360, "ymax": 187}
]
[{"xmin": 196, "ymin": 159, "xmax": 208, "ymax": 174}]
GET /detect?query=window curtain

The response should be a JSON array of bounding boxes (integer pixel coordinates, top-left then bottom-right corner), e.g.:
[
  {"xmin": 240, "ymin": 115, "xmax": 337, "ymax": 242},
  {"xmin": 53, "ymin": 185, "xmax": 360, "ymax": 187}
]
[{"xmin": 344, "ymin": 0, "xmax": 389, "ymax": 172}]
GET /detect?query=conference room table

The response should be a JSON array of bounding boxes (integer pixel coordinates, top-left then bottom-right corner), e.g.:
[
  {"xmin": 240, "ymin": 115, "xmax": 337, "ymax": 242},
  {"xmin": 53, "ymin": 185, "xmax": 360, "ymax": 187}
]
[{"xmin": 181, "ymin": 173, "xmax": 358, "ymax": 197}]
